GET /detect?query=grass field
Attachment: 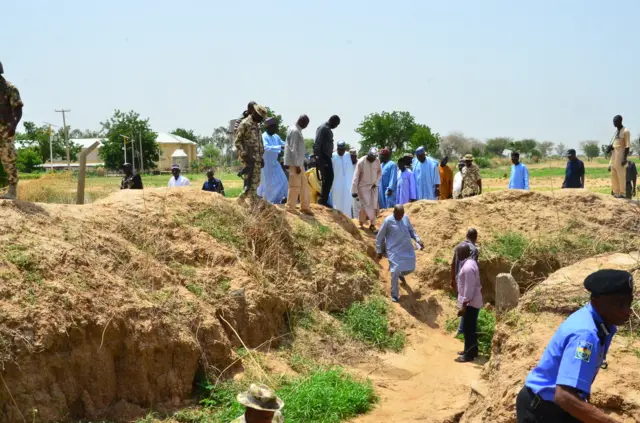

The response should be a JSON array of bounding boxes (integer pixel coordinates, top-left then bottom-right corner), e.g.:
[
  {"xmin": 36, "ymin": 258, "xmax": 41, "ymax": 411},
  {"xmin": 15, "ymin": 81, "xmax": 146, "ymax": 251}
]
[{"xmin": 13, "ymin": 155, "xmax": 639, "ymax": 204}]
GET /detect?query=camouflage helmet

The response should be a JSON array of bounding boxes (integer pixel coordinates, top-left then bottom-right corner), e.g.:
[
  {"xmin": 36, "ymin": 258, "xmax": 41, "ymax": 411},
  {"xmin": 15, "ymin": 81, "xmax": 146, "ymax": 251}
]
[{"xmin": 0, "ymin": 62, "xmax": 3, "ymax": 74}]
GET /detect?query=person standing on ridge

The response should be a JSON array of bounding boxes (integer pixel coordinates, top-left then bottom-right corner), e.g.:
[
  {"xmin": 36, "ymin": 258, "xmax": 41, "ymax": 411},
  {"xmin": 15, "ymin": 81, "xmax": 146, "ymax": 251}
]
[
  {"xmin": 378, "ymin": 148, "xmax": 398, "ymax": 209},
  {"xmin": 508, "ymin": 152, "xmax": 529, "ymax": 190},
  {"xmin": 376, "ymin": 204, "xmax": 423, "ymax": 302},
  {"xmin": 257, "ymin": 117, "xmax": 288, "ymax": 204},
  {"xmin": 235, "ymin": 104, "xmax": 267, "ymax": 200},
  {"xmin": 452, "ymin": 159, "xmax": 465, "ymax": 199},
  {"xmin": 460, "ymin": 154, "xmax": 482, "ymax": 198},
  {"xmin": 438, "ymin": 156, "xmax": 454, "ymax": 199},
  {"xmin": 517, "ymin": 269, "xmax": 634, "ymax": 423},
  {"xmin": 455, "ymin": 243, "xmax": 483, "ymax": 363},
  {"xmin": 395, "ymin": 154, "xmax": 417, "ymax": 205},
  {"xmin": 562, "ymin": 149, "xmax": 585, "ymax": 189},
  {"xmin": 331, "ymin": 140, "xmax": 355, "ymax": 217},
  {"xmin": 413, "ymin": 146, "xmax": 440, "ymax": 200},
  {"xmin": 0, "ymin": 61, "xmax": 23, "ymax": 200},
  {"xmin": 626, "ymin": 159, "xmax": 637, "ymax": 199},
  {"xmin": 608, "ymin": 115, "xmax": 631, "ymax": 198},
  {"xmin": 350, "ymin": 148, "xmax": 361, "ymax": 218},
  {"xmin": 284, "ymin": 114, "xmax": 311, "ymax": 214},
  {"xmin": 352, "ymin": 147, "xmax": 382, "ymax": 232},
  {"xmin": 314, "ymin": 115, "xmax": 340, "ymax": 207}
]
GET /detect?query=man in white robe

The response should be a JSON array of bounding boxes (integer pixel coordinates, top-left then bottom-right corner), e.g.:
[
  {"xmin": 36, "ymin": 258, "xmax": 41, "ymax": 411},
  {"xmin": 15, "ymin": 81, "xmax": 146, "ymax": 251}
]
[
  {"xmin": 168, "ymin": 164, "xmax": 191, "ymax": 187},
  {"xmin": 350, "ymin": 148, "xmax": 361, "ymax": 218},
  {"xmin": 331, "ymin": 141, "xmax": 355, "ymax": 217},
  {"xmin": 352, "ymin": 147, "xmax": 382, "ymax": 232}
]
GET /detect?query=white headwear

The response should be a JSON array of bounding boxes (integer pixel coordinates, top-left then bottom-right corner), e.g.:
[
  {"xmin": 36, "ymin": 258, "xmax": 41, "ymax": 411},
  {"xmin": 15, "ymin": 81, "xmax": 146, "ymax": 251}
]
[{"xmin": 368, "ymin": 147, "xmax": 378, "ymax": 156}]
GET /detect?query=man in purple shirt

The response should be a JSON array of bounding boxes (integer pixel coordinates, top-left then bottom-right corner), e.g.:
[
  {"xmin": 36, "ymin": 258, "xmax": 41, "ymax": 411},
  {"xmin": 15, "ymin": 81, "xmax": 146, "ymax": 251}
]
[{"xmin": 455, "ymin": 243, "xmax": 483, "ymax": 363}]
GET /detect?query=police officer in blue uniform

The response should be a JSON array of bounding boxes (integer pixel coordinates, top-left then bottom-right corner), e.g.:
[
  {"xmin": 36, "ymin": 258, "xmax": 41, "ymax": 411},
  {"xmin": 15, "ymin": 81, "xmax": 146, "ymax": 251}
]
[{"xmin": 517, "ymin": 269, "xmax": 634, "ymax": 423}]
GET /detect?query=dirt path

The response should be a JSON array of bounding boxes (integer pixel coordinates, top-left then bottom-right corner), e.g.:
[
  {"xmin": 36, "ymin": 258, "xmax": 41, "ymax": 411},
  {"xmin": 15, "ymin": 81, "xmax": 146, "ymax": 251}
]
[{"xmin": 351, "ymin": 257, "xmax": 483, "ymax": 422}]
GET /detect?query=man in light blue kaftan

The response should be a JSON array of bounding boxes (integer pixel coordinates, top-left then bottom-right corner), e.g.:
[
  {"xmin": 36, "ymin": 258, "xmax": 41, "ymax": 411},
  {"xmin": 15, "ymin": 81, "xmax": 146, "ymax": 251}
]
[
  {"xmin": 395, "ymin": 155, "xmax": 417, "ymax": 205},
  {"xmin": 376, "ymin": 205, "xmax": 423, "ymax": 302},
  {"xmin": 378, "ymin": 148, "xmax": 397, "ymax": 209},
  {"xmin": 412, "ymin": 146, "xmax": 441, "ymax": 200},
  {"xmin": 257, "ymin": 117, "xmax": 288, "ymax": 204}
]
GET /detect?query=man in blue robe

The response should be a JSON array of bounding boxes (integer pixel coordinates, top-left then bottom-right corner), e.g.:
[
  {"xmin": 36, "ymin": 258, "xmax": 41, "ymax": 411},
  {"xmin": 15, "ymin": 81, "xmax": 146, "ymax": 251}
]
[
  {"xmin": 396, "ymin": 154, "xmax": 417, "ymax": 205},
  {"xmin": 412, "ymin": 146, "xmax": 440, "ymax": 200},
  {"xmin": 257, "ymin": 117, "xmax": 288, "ymax": 204},
  {"xmin": 378, "ymin": 148, "xmax": 398, "ymax": 209},
  {"xmin": 376, "ymin": 204, "xmax": 424, "ymax": 302}
]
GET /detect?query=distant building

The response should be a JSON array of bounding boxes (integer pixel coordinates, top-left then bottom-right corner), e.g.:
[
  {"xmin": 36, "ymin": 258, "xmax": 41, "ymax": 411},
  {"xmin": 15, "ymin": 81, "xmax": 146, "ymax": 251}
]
[{"xmin": 29, "ymin": 132, "xmax": 198, "ymax": 171}]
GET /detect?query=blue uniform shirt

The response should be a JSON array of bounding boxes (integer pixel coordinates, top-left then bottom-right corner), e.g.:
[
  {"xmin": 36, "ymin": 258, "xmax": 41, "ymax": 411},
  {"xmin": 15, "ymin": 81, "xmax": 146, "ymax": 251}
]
[{"xmin": 525, "ymin": 303, "xmax": 616, "ymax": 401}]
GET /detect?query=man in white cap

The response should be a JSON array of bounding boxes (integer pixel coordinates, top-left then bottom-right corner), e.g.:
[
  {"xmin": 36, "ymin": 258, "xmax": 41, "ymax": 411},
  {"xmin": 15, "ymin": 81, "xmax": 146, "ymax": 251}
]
[
  {"xmin": 331, "ymin": 140, "xmax": 355, "ymax": 217},
  {"xmin": 352, "ymin": 147, "xmax": 382, "ymax": 232},
  {"xmin": 168, "ymin": 164, "xmax": 191, "ymax": 187},
  {"xmin": 232, "ymin": 383, "xmax": 284, "ymax": 423}
]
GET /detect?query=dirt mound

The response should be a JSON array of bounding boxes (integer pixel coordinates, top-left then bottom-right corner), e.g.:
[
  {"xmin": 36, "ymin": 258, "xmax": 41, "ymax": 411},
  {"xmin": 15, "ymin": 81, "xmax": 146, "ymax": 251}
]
[
  {"xmin": 0, "ymin": 188, "xmax": 379, "ymax": 422},
  {"xmin": 459, "ymin": 252, "xmax": 640, "ymax": 423},
  {"xmin": 398, "ymin": 190, "xmax": 640, "ymax": 302}
]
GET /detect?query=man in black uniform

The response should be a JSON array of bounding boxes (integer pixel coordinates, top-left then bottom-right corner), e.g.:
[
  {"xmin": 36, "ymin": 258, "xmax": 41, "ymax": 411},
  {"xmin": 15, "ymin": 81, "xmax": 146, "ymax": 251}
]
[
  {"xmin": 517, "ymin": 269, "xmax": 634, "ymax": 423},
  {"xmin": 120, "ymin": 163, "xmax": 143, "ymax": 189}
]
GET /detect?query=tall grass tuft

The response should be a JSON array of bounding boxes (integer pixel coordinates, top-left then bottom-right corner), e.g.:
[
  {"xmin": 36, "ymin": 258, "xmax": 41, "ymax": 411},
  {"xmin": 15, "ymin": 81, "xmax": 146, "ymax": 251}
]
[{"xmin": 341, "ymin": 297, "xmax": 405, "ymax": 351}]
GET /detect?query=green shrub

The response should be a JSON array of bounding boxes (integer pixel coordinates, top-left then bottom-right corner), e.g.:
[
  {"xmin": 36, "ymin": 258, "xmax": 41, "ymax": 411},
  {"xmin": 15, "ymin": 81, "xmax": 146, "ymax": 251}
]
[
  {"xmin": 341, "ymin": 297, "xmax": 405, "ymax": 351},
  {"xmin": 474, "ymin": 156, "xmax": 493, "ymax": 169},
  {"xmin": 483, "ymin": 231, "xmax": 529, "ymax": 262},
  {"xmin": 445, "ymin": 308, "xmax": 496, "ymax": 357},
  {"xmin": 201, "ymin": 368, "xmax": 377, "ymax": 423}
]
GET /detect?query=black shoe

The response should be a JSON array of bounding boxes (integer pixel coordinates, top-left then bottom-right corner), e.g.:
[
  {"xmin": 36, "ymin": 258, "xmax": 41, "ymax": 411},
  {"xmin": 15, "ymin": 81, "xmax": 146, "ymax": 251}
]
[
  {"xmin": 455, "ymin": 355, "xmax": 476, "ymax": 363},
  {"xmin": 457, "ymin": 351, "xmax": 464, "ymax": 356}
]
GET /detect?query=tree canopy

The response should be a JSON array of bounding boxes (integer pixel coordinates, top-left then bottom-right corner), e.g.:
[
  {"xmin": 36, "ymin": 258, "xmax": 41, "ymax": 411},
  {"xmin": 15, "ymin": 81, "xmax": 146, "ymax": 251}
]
[
  {"xmin": 537, "ymin": 141, "xmax": 555, "ymax": 157},
  {"xmin": 580, "ymin": 141, "xmax": 600, "ymax": 161},
  {"xmin": 555, "ymin": 142, "xmax": 567, "ymax": 156},
  {"xmin": 99, "ymin": 110, "xmax": 159, "ymax": 170},
  {"xmin": 171, "ymin": 128, "xmax": 198, "ymax": 143},
  {"xmin": 484, "ymin": 137, "xmax": 512, "ymax": 156},
  {"xmin": 356, "ymin": 111, "xmax": 439, "ymax": 156},
  {"xmin": 15, "ymin": 121, "xmax": 82, "ymax": 164}
]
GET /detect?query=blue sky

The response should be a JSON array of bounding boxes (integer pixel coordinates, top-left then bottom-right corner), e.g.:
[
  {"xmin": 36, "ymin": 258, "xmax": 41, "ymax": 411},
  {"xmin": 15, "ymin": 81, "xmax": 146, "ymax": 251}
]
[{"xmin": 3, "ymin": 0, "xmax": 638, "ymax": 150}]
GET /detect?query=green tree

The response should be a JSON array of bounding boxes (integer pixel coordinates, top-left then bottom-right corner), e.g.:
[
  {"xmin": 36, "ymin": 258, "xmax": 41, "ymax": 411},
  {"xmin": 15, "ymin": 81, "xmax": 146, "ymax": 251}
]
[
  {"xmin": 262, "ymin": 107, "xmax": 288, "ymax": 141},
  {"xmin": 69, "ymin": 128, "xmax": 102, "ymax": 138},
  {"xmin": 171, "ymin": 128, "xmax": 198, "ymax": 143},
  {"xmin": 211, "ymin": 126, "xmax": 234, "ymax": 165},
  {"xmin": 99, "ymin": 110, "xmax": 159, "ymax": 170},
  {"xmin": 631, "ymin": 136, "xmax": 640, "ymax": 156},
  {"xmin": 555, "ymin": 143, "xmax": 567, "ymax": 156},
  {"xmin": 16, "ymin": 121, "xmax": 81, "ymax": 164},
  {"xmin": 529, "ymin": 148, "xmax": 543, "ymax": 163},
  {"xmin": 202, "ymin": 143, "xmax": 221, "ymax": 162},
  {"xmin": 580, "ymin": 141, "xmax": 600, "ymax": 162},
  {"xmin": 516, "ymin": 139, "xmax": 538, "ymax": 154},
  {"xmin": 16, "ymin": 148, "xmax": 43, "ymax": 172},
  {"xmin": 356, "ymin": 111, "xmax": 418, "ymax": 154},
  {"xmin": 537, "ymin": 141, "xmax": 555, "ymax": 157},
  {"xmin": 485, "ymin": 137, "xmax": 512, "ymax": 156},
  {"xmin": 407, "ymin": 124, "xmax": 440, "ymax": 156},
  {"xmin": 304, "ymin": 138, "xmax": 315, "ymax": 156}
]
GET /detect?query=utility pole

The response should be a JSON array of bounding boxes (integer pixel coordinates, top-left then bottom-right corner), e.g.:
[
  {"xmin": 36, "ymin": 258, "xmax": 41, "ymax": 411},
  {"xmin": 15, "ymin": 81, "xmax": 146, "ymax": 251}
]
[
  {"xmin": 55, "ymin": 109, "xmax": 71, "ymax": 168},
  {"xmin": 120, "ymin": 135, "xmax": 128, "ymax": 164},
  {"xmin": 130, "ymin": 133, "xmax": 136, "ymax": 173},
  {"xmin": 43, "ymin": 121, "xmax": 59, "ymax": 173},
  {"xmin": 139, "ymin": 132, "xmax": 144, "ymax": 174}
]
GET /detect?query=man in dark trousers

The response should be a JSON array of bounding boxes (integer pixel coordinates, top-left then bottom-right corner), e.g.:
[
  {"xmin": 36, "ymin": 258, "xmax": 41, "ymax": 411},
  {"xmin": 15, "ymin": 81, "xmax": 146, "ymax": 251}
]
[
  {"xmin": 562, "ymin": 149, "xmax": 585, "ymax": 189},
  {"xmin": 626, "ymin": 159, "xmax": 637, "ymax": 199},
  {"xmin": 202, "ymin": 168, "xmax": 225, "ymax": 195},
  {"xmin": 313, "ymin": 115, "xmax": 340, "ymax": 207}
]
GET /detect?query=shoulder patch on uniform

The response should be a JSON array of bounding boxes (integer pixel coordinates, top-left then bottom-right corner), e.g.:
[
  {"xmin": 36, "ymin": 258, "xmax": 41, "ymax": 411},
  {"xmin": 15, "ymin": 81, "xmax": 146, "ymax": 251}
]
[{"xmin": 575, "ymin": 340, "xmax": 593, "ymax": 362}]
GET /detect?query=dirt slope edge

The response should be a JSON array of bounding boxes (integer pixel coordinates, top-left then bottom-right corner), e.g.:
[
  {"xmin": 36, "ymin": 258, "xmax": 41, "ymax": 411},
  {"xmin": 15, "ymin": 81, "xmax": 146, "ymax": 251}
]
[
  {"xmin": 459, "ymin": 252, "xmax": 640, "ymax": 423},
  {"xmin": 0, "ymin": 188, "xmax": 380, "ymax": 422}
]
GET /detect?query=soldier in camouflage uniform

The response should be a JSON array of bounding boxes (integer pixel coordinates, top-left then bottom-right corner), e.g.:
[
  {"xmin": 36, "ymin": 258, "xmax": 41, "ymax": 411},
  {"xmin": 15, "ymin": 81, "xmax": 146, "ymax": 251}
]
[
  {"xmin": 231, "ymin": 383, "xmax": 284, "ymax": 423},
  {"xmin": 235, "ymin": 103, "xmax": 267, "ymax": 200},
  {"xmin": 0, "ymin": 61, "xmax": 23, "ymax": 200}
]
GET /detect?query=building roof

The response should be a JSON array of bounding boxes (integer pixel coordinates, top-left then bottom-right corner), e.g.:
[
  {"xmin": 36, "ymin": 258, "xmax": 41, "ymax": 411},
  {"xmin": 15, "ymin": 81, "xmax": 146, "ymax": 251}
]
[
  {"xmin": 156, "ymin": 132, "xmax": 197, "ymax": 145},
  {"xmin": 171, "ymin": 148, "xmax": 188, "ymax": 158}
]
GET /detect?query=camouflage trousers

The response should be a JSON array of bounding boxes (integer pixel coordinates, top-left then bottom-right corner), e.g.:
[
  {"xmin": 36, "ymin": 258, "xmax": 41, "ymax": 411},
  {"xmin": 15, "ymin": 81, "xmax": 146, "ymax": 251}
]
[
  {"xmin": 0, "ymin": 125, "xmax": 18, "ymax": 186},
  {"xmin": 240, "ymin": 161, "xmax": 261, "ymax": 198}
]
